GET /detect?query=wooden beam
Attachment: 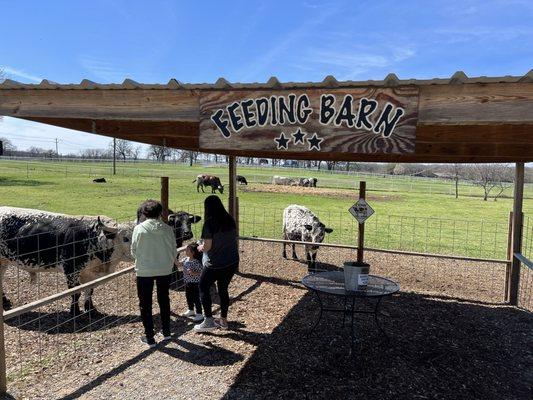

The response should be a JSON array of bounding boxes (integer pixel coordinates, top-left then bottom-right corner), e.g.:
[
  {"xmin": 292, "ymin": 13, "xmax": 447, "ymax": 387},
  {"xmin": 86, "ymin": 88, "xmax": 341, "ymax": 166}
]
[
  {"xmin": 509, "ymin": 162, "xmax": 524, "ymax": 305},
  {"xmin": 161, "ymin": 177, "xmax": 169, "ymax": 223},
  {"xmin": 0, "ymin": 89, "xmax": 199, "ymax": 121}
]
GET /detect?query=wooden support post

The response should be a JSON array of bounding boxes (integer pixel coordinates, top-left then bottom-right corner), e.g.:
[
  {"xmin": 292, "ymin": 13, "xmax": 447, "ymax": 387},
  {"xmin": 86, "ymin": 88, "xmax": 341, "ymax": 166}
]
[
  {"xmin": 357, "ymin": 181, "xmax": 366, "ymax": 263},
  {"xmin": 0, "ymin": 272, "xmax": 6, "ymax": 394},
  {"xmin": 509, "ymin": 162, "xmax": 524, "ymax": 305},
  {"xmin": 161, "ymin": 176, "xmax": 169, "ymax": 223},
  {"xmin": 228, "ymin": 155, "xmax": 237, "ymax": 219},
  {"xmin": 504, "ymin": 211, "xmax": 513, "ymax": 301}
]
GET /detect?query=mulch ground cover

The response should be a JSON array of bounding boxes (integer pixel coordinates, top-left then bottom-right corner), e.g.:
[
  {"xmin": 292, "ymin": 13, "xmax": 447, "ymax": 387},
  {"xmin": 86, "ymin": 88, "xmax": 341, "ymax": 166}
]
[{"xmin": 2, "ymin": 241, "xmax": 532, "ymax": 400}]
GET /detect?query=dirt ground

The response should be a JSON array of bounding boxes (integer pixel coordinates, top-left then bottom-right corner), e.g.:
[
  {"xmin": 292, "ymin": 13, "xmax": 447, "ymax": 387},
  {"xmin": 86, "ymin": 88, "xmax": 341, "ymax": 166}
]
[
  {"xmin": 2, "ymin": 241, "xmax": 532, "ymax": 400},
  {"xmin": 241, "ymin": 183, "xmax": 402, "ymax": 201}
]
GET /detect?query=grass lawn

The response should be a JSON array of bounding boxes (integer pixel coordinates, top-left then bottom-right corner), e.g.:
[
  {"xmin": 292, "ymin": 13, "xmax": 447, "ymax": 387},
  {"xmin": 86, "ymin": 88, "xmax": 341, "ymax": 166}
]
[{"xmin": 1, "ymin": 160, "xmax": 531, "ymax": 259}]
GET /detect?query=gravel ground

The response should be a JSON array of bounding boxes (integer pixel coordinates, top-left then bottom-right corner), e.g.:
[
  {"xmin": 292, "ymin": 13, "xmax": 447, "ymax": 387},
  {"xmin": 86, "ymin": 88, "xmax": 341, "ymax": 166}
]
[{"xmin": 3, "ymin": 241, "xmax": 532, "ymax": 400}]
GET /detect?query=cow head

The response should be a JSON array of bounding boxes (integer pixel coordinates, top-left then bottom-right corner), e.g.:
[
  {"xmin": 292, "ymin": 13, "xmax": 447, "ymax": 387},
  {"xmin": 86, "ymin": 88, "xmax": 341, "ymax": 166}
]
[
  {"xmin": 218, "ymin": 185, "xmax": 224, "ymax": 194},
  {"xmin": 168, "ymin": 211, "xmax": 202, "ymax": 247},
  {"xmin": 95, "ymin": 217, "xmax": 133, "ymax": 263},
  {"xmin": 303, "ymin": 223, "xmax": 333, "ymax": 255}
]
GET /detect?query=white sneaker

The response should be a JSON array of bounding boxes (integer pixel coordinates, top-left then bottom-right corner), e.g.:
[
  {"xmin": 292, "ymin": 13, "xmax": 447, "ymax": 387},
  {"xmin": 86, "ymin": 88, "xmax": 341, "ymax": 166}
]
[
  {"xmin": 180, "ymin": 309, "xmax": 195, "ymax": 317},
  {"xmin": 192, "ymin": 314, "xmax": 204, "ymax": 322},
  {"xmin": 193, "ymin": 318, "xmax": 216, "ymax": 332},
  {"xmin": 140, "ymin": 336, "xmax": 156, "ymax": 348}
]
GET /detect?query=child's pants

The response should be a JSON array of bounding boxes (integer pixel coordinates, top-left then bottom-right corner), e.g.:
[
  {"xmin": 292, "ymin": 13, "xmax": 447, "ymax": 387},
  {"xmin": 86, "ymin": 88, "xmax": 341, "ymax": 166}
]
[{"xmin": 185, "ymin": 282, "xmax": 202, "ymax": 314}]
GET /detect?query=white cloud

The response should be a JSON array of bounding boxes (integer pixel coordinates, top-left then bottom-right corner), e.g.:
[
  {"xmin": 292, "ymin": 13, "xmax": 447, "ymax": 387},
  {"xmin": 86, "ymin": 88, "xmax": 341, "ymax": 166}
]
[
  {"xmin": 78, "ymin": 55, "xmax": 127, "ymax": 83},
  {"xmin": 1, "ymin": 66, "xmax": 43, "ymax": 83}
]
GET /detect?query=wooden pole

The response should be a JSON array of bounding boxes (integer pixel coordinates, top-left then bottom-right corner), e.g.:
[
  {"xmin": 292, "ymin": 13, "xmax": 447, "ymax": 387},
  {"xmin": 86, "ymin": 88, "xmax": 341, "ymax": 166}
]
[
  {"xmin": 112, "ymin": 137, "xmax": 116, "ymax": 175},
  {"xmin": 161, "ymin": 176, "xmax": 169, "ymax": 223},
  {"xmin": 357, "ymin": 181, "xmax": 366, "ymax": 263},
  {"xmin": 0, "ymin": 273, "xmax": 7, "ymax": 395},
  {"xmin": 228, "ymin": 155, "xmax": 237, "ymax": 219},
  {"xmin": 504, "ymin": 211, "xmax": 513, "ymax": 301},
  {"xmin": 509, "ymin": 162, "xmax": 524, "ymax": 305}
]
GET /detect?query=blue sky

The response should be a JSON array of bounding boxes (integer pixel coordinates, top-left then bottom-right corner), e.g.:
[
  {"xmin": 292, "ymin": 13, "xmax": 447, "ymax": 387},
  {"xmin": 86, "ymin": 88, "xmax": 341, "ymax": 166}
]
[{"xmin": 1, "ymin": 0, "xmax": 532, "ymax": 153}]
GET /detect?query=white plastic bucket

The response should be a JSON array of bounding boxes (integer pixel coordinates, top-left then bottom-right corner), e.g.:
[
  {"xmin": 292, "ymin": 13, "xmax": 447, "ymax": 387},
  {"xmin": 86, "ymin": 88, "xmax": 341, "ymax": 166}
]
[{"xmin": 343, "ymin": 261, "xmax": 370, "ymax": 291}]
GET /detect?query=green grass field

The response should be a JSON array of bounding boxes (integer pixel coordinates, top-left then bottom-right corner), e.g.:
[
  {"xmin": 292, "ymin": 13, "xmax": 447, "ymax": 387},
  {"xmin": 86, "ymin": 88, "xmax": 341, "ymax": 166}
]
[{"xmin": 1, "ymin": 159, "xmax": 531, "ymax": 259}]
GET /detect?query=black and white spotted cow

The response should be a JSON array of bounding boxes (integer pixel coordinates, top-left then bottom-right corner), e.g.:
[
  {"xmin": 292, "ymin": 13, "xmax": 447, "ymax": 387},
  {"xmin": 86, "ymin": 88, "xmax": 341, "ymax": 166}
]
[
  {"xmin": 282, "ymin": 205, "xmax": 333, "ymax": 270},
  {"xmin": 0, "ymin": 207, "xmax": 133, "ymax": 315},
  {"xmin": 135, "ymin": 208, "xmax": 201, "ymax": 248}
]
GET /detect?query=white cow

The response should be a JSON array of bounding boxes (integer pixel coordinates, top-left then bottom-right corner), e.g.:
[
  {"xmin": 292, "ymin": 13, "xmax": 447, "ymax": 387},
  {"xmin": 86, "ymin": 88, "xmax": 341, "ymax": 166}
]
[{"xmin": 282, "ymin": 205, "xmax": 333, "ymax": 270}]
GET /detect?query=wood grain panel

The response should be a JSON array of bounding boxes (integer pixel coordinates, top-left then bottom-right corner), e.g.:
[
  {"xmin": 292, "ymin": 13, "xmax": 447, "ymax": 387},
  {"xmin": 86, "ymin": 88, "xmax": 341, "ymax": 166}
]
[
  {"xmin": 199, "ymin": 87, "xmax": 419, "ymax": 155},
  {"xmin": 419, "ymin": 83, "xmax": 533, "ymax": 124},
  {"xmin": 0, "ymin": 89, "xmax": 199, "ymax": 121}
]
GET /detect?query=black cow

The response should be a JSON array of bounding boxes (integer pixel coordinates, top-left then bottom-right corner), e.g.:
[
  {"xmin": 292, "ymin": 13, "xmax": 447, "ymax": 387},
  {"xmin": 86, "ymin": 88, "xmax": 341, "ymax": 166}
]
[
  {"xmin": 0, "ymin": 207, "xmax": 133, "ymax": 315},
  {"xmin": 193, "ymin": 174, "xmax": 224, "ymax": 194},
  {"xmin": 282, "ymin": 205, "xmax": 333, "ymax": 270},
  {"xmin": 237, "ymin": 175, "xmax": 248, "ymax": 185},
  {"xmin": 93, "ymin": 178, "xmax": 107, "ymax": 183}
]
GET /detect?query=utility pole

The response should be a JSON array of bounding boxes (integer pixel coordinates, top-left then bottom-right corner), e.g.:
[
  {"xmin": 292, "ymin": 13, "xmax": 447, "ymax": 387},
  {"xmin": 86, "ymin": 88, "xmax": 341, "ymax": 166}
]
[
  {"xmin": 113, "ymin": 138, "xmax": 116, "ymax": 175},
  {"xmin": 54, "ymin": 138, "xmax": 59, "ymax": 157}
]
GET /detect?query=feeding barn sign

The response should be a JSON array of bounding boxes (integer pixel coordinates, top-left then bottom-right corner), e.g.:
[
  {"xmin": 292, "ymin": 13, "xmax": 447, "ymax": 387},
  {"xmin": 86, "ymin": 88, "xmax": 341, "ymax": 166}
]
[{"xmin": 199, "ymin": 87, "xmax": 419, "ymax": 155}]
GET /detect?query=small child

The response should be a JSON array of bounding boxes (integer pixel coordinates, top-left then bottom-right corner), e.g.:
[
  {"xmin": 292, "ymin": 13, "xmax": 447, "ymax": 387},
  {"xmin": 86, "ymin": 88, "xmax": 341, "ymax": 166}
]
[{"xmin": 179, "ymin": 243, "xmax": 204, "ymax": 322}]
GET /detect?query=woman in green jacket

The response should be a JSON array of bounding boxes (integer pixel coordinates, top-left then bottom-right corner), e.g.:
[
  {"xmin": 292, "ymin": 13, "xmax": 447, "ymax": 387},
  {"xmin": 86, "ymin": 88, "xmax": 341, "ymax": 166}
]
[{"xmin": 131, "ymin": 199, "xmax": 177, "ymax": 347}]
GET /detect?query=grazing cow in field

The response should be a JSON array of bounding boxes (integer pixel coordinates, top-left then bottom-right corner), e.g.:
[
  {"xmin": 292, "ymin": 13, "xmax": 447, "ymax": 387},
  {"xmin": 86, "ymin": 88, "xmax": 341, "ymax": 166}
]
[
  {"xmin": 135, "ymin": 208, "xmax": 201, "ymax": 247},
  {"xmin": 282, "ymin": 205, "xmax": 333, "ymax": 270},
  {"xmin": 297, "ymin": 178, "xmax": 318, "ymax": 187},
  {"xmin": 272, "ymin": 176, "xmax": 295, "ymax": 186},
  {"xmin": 237, "ymin": 175, "xmax": 248, "ymax": 185},
  {"xmin": 92, "ymin": 178, "xmax": 107, "ymax": 183},
  {"xmin": 309, "ymin": 178, "xmax": 318, "ymax": 188},
  {"xmin": 0, "ymin": 207, "xmax": 133, "ymax": 315},
  {"xmin": 193, "ymin": 175, "xmax": 224, "ymax": 194}
]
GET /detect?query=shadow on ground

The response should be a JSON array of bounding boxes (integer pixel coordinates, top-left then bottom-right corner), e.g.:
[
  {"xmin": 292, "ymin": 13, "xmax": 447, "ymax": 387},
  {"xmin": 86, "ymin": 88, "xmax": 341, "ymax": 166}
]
[
  {"xmin": 222, "ymin": 291, "xmax": 533, "ymax": 400},
  {"xmin": 0, "ymin": 177, "xmax": 49, "ymax": 187}
]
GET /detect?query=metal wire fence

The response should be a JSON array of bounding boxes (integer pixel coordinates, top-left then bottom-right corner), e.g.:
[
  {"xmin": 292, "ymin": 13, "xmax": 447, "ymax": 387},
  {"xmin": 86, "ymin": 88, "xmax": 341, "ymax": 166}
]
[
  {"xmin": 2, "ymin": 159, "xmax": 532, "ymax": 199},
  {"xmin": 238, "ymin": 205, "xmax": 510, "ymax": 260},
  {"xmin": 517, "ymin": 215, "xmax": 533, "ymax": 311}
]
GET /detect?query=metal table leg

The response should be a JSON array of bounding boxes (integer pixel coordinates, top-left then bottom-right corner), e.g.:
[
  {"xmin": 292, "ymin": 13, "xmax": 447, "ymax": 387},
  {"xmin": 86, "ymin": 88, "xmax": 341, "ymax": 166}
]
[
  {"xmin": 372, "ymin": 297, "xmax": 389, "ymax": 341},
  {"xmin": 309, "ymin": 290, "xmax": 323, "ymax": 333}
]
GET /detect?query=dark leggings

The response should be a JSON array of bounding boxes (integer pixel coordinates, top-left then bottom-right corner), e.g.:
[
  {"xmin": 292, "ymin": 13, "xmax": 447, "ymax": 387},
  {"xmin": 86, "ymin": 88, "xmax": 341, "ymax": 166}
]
[
  {"xmin": 185, "ymin": 283, "xmax": 202, "ymax": 314},
  {"xmin": 199, "ymin": 263, "xmax": 238, "ymax": 318},
  {"xmin": 136, "ymin": 274, "xmax": 171, "ymax": 340}
]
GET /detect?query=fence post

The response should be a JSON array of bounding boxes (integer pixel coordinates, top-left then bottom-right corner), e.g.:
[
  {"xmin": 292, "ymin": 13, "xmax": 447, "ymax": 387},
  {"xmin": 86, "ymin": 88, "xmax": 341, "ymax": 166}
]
[
  {"xmin": 509, "ymin": 162, "xmax": 524, "ymax": 305},
  {"xmin": 161, "ymin": 176, "xmax": 169, "ymax": 223},
  {"xmin": 0, "ymin": 273, "xmax": 7, "ymax": 394},
  {"xmin": 228, "ymin": 156, "xmax": 237, "ymax": 219},
  {"xmin": 504, "ymin": 211, "xmax": 513, "ymax": 302},
  {"xmin": 357, "ymin": 181, "xmax": 366, "ymax": 263}
]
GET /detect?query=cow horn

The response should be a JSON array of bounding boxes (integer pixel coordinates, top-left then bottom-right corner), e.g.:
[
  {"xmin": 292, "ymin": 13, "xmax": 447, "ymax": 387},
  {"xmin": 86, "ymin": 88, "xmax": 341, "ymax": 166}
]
[{"xmin": 98, "ymin": 217, "xmax": 119, "ymax": 234}]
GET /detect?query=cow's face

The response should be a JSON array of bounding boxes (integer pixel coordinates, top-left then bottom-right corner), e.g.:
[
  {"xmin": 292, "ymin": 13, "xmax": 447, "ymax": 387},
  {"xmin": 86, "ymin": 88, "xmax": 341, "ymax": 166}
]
[
  {"xmin": 303, "ymin": 223, "xmax": 333, "ymax": 256},
  {"xmin": 168, "ymin": 212, "xmax": 202, "ymax": 246},
  {"xmin": 95, "ymin": 218, "xmax": 134, "ymax": 263},
  {"xmin": 218, "ymin": 185, "xmax": 224, "ymax": 194}
]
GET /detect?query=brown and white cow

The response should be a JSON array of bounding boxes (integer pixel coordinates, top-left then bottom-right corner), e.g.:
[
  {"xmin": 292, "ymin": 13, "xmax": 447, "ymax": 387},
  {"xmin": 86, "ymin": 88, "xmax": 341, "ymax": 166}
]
[{"xmin": 193, "ymin": 174, "xmax": 224, "ymax": 194}]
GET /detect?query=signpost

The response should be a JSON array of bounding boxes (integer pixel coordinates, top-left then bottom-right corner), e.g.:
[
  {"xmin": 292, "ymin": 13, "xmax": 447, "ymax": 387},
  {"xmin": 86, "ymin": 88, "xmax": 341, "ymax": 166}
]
[{"xmin": 349, "ymin": 181, "xmax": 375, "ymax": 263}]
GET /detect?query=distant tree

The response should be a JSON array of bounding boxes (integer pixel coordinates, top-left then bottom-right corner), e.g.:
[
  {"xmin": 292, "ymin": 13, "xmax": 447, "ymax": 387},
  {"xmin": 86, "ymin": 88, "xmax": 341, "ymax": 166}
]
[
  {"xmin": 469, "ymin": 163, "xmax": 512, "ymax": 201},
  {"xmin": 148, "ymin": 144, "xmax": 172, "ymax": 162},
  {"xmin": 393, "ymin": 164, "xmax": 407, "ymax": 175},
  {"xmin": 109, "ymin": 139, "xmax": 132, "ymax": 162},
  {"xmin": 131, "ymin": 145, "xmax": 142, "ymax": 161},
  {"xmin": 0, "ymin": 136, "xmax": 16, "ymax": 155},
  {"xmin": 79, "ymin": 148, "xmax": 109, "ymax": 159},
  {"xmin": 451, "ymin": 164, "xmax": 463, "ymax": 199}
]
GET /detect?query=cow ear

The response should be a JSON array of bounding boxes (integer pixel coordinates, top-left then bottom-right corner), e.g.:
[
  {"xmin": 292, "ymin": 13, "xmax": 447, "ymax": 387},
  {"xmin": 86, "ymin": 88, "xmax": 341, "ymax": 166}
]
[
  {"xmin": 304, "ymin": 224, "xmax": 313, "ymax": 231},
  {"xmin": 325, "ymin": 227, "xmax": 333, "ymax": 233},
  {"xmin": 189, "ymin": 215, "xmax": 202, "ymax": 223}
]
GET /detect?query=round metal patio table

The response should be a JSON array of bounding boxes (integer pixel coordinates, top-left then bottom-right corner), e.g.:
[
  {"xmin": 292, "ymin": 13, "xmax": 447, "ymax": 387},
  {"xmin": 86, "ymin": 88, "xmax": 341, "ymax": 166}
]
[{"xmin": 301, "ymin": 271, "xmax": 399, "ymax": 354}]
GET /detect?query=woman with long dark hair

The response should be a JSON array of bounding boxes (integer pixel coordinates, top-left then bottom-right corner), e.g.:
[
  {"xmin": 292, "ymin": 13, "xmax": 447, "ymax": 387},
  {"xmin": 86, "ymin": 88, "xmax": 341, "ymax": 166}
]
[{"xmin": 194, "ymin": 195, "xmax": 239, "ymax": 332}]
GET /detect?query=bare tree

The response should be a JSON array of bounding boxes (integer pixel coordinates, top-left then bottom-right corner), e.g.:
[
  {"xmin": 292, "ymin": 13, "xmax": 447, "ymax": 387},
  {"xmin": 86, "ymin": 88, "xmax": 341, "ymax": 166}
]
[
  {"xmin": 0, "ymin": 136, "xmax": 16, "ymax": 155},
  {"xmin": 131, "ymin": 145, "xmax": 142, "ymax": 161},
  {"xmin": 79, "ymin": 148, "xmax": 109, "ymax": 159},
  {"xmin": 148, "ymin": 144, "xmax": 172, "ymax": 162},
  {"xmin": 109, "ymin": 139, "xmax": 132, "ymax": 162},
  {"xmin": 469, "ymin": 163, "xmax": 512, "ymax": 201},
  {"xmin": 452, "ymin": 164, "xmax": 462, "ymax": 199}
]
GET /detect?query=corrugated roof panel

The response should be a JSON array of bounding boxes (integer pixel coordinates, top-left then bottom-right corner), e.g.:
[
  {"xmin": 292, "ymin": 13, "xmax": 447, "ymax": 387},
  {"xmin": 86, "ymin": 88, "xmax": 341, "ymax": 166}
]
[{"xmin": 0, "ymin": 72, "xmax": 532, "ymax": 90}]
